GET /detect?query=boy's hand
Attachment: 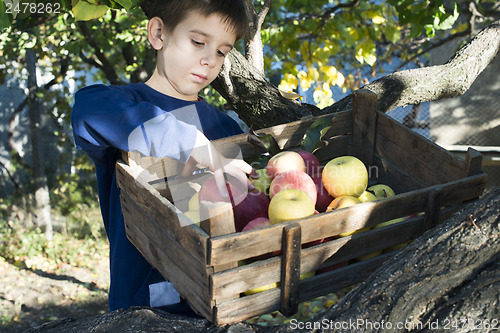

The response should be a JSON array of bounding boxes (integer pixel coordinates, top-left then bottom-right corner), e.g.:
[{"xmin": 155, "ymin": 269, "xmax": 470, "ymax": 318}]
[{"xmin": 181, "ymin": 131, "xmax": 258, "ymax": 197}]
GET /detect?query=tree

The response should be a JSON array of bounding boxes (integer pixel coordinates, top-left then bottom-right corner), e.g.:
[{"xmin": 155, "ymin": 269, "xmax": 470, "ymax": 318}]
[{"xmin": 26, "ymin": 186, "xmax": 500, "ymax": 332}]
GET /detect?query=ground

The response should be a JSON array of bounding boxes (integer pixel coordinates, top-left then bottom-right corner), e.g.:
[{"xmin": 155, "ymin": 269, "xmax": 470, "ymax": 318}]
[{"xmin": 0, "ymin": 253, "xmax": 109, "ymax": 332}]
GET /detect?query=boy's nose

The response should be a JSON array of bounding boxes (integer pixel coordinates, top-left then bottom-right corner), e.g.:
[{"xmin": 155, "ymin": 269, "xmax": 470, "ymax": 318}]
[{"xmin": 201, "ymin": 52, "xmax": 216, "ymax": 67}]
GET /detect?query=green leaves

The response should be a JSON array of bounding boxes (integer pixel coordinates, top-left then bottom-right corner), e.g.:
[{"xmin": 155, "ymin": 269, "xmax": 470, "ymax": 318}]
[
  {"xmin": 301, "ymin": 115, "xmax": 334, "ymax": 153},
  {"xmin": 72, "ymin": 0, "xmax": 109, "ymax": 21}
]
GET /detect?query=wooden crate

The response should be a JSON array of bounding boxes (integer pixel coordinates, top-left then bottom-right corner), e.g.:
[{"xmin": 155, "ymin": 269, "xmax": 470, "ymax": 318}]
[{"xmin": 115, "ymin": 90, "xmax": 487, "ymax": 325}]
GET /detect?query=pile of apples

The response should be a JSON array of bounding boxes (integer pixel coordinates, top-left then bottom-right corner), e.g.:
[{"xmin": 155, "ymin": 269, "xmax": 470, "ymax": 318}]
[{"xmin": 184, "ymin": 150, "xmax": 396, "ymax": 234}]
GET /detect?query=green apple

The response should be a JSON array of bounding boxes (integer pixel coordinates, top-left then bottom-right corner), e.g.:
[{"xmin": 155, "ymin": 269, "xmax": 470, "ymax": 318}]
[
  {"xmin": 357, "ymin": 190, "xmax": 378, "ymax": 203},
  {"xmin": 249, "ymin": 168, "xmax": 272, "ymax": 194},
  {"xmin": 367, "ymin": 184, "xmax": 395, "ymax": 199},
  {"xmin": 322, "ymin": 156, "xmax": 368, "ymax": 197},
  {"xmin": 268, "ymin": 189, "xmax": 315, "ymax": 225}
]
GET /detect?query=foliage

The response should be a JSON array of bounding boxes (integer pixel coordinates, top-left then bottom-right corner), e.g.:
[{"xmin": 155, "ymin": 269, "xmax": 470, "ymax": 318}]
[{"xmin": 0, "ymin": 210, "xmax": 107, "ymax": 273}]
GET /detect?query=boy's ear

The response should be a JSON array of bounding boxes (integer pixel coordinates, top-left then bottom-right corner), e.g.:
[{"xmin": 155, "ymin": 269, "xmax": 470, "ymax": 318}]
[{"xmin": 147, "ymin": 17, "xmax": 165, "ymax": 50}]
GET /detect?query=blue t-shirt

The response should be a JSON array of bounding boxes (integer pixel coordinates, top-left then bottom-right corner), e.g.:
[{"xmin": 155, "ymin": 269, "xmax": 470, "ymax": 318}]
[{"xmin": 71, "ymin": 82, "xmax": 243, "ymax": 311}]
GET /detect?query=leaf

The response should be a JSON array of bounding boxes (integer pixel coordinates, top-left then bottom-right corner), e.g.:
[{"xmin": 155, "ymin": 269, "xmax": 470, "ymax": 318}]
[
  {"xmin": 0, "ymin": 1, "xmax": 11, "ymax": 32},
  {"xmin": 279, "ymin": 90, "xmax": 303, "ymax": 101},
  {"xmin": 247, "ymin": 129, "xmax": 281, "ymax": 156},
  {"xmin": 301, "ymin": 115, "xmax": 334, "ymax": 153},
  {"xmin": 72, "ymin": 0, "xmax": 109, "ymax": 21},
  {"xmin": 113, "ymin": 0, "xmax": 140, "ymax": 11}
]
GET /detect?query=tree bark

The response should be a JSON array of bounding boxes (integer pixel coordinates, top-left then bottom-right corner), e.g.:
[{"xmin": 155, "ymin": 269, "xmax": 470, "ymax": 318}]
[
  {"xmin": 213, "ymin": 20, "xmax": 500, "ymax": 129},
  {"xmin": 27, "ymin": 186, "xmax": 500, "ymax": 333},
  {"xmin": 26, "ymin": 48, "xmax": 53, "ymax": 241}
]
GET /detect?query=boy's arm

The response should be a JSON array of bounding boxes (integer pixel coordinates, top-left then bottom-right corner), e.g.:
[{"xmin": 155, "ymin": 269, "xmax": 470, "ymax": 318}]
[{"xmin": 71, "ymin": 84, "xmax": 198, "ymax": 163}]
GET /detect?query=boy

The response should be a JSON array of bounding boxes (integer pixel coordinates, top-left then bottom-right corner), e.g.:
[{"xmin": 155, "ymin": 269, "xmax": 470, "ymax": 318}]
[{"xmin": 71, "ymin": 0, "xmax": 254, "ymax": 315}]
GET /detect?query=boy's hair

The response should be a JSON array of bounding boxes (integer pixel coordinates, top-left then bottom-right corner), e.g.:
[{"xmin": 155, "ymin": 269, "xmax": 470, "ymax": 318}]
[{"xmin": 141, "ymin": 0, "xmax": 248, "ymax": 41}]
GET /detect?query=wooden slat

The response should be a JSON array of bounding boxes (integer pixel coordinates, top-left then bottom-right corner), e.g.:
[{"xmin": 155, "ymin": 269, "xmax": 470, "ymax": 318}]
[
  {"xmin": 210, "ymin": 216, "xmax": 423, "ymax": 300},
  {"xmin": 120, "ymin": 192, "xmax": 212, "ymax": 319},
  {"xmin": 116, "ymin": 160, "xmax": 209, "ymax": 263},
  {"xmin": 214, "ymin": 252, "xmax": 395, "ymax": 326},
  {"xmin": 351, "ymin": 89, "xmax": 378, "ymax": 165},
  {"xmin": 464, "ymin": 147, "xmax": 483, "ymax": 176},
  {"xmin": 279, "ymin": 224, "xmax": 301, "ymax": 317},
  {"xmin": 376, "ymin": 112, "xmax": 466, "ymax": 185}
]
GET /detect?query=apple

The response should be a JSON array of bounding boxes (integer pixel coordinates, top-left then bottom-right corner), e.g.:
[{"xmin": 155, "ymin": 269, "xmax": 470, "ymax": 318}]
[
  {"xmin": 233, "ymin": 191, "xmax": 270, "ymax": 232},
  {"xmin": 242, "ymin": 217, "xmax": 271, "ymax": 232},
  {"xmin": 326, "ymin": 196, "xmax": 369, "ymax": 236},
  {"xmin": 367, "ymin": 184, "xmax": 395, "ymax": 199},
  {"xmin": 244, "ymin": 282, "xmax": 278, "ymax": 295},
  {"xmin": 312, "ymin": 170, "xmax": 334, "ymax": 213},
  {"xmin": 357, "ymin": 250, "xmax": 382, "ymax": 261},
  {"xmin": 198, "ymin": 176, "xmax": 246, "ymax": 207},
  {"xmin": 249, "ymin": 168, "xmax": 272, "ymax": 194},
  {"xmin": 266, "ymin": 151, "xmax": 306, "ymax": 179},
  {"xmin": 373, "ymin": 217, "xmax": 405, "ymax": 229},
  {"xmin": 269, "ymin": 170, "xmax": 317, "ymax": 205},
  {"xmin": 326, "ymin": 195, "xmax": 362, "ymax": 211},
  {"xmin": 297, "ymin": 150, "xmax": 321, "ymax": 178},
  {"xmin": 300, "ymin": 271, "xmax": 315, "ymax": 280},
  {"xmin": 268, "ymin": 189, "xmax": 315, "ymax": 225},
  {"xmin": 322, "ymin": 156, "xmax": 368, "ymax": 198},
  {"xmin": 357, "ymin": 190, "xmax": 378, "ymax": 203},
  {"xmin": 184, "ymin": 210, "xmax": 200, "ymax": 226}
]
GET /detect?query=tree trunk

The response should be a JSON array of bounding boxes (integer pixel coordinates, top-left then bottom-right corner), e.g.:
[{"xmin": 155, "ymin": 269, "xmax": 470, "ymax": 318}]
[
  {"xmin": 26, "ymin": 48, "xmax": 53, "ymax": 240},
  {"xmin": 27, "ymin": 186, "xmax": 500, "ymax": 333},
  {"xmin": 211, "ymin": 50, "xmax": 321, "ymax": 130}
]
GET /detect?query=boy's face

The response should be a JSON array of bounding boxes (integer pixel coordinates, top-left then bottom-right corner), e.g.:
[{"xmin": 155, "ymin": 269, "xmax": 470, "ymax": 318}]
[{"xmin": 155, "ymin": 11, "xmax": 237, "ymax": 101}]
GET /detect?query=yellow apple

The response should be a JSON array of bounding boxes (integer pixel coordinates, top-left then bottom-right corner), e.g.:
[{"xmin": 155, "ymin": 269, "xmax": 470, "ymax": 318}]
[
  {"xmin": 367, "ymin": 184, "xmax": 395, "ymax": 199},
  {"xmin": 357, "ymin": 250, "xmax": 382, "ymax": 261},
  {"xmin": 250, "ymin": 168, "xmax": 272, "ymax": 194},
  {"xmin": 268, "ymin": 189, "xmax": 315, "ymax": 225},
  {"xmin": 357, "ymin": 190, "xmax": 378, "ymax": 203},
  {"xmin": 244, "ymin": 282, "xmax": 278, "ymax": 295},
  {"xmin": 188, "ymin": 192, "xmax": 199, "ymax": 211},
  {"xmin": 184, "ymin": 210, "xmax": 200, "ymax": 226},
  {"xmin": 322, "ymin": 156, "xmax": 368, "ymax": 197},
  {"xmin": 300, "ymin": 271, "xmax": 315, "ymax": 280},
  {"xmin": 373, "ymin": 217, "xmax": 404, "ymax": 229},
  {"xmin": 326, "ymin": 196, "xmax": 369, "ymax": 236},
  {"xmin": 326, "ymin": 195, "xmax": 362, "ymax": 211}
]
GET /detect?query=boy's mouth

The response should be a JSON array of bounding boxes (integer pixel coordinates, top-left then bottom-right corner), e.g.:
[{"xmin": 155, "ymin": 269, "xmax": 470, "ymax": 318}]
[{"xmin": 192, "ymin": 73, "xmax": 208, "ymax": 83}]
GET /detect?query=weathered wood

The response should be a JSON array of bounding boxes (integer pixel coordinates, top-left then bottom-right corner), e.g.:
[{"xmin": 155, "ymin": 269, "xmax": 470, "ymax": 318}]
[
  {"xmin": 351, "ymin": 89, "xmax": 378, "ymax": 165},
  {"xmin": 464, "ymin": 147, "xmax": 483, "ymax": 176},
  {"xmin": 119, "ymin": 192, "xmax": 212, "ymax": 319},
  {"xmin": 279, "ymin": 224, "xmax": 301, "ymax": 317},
  {"xmin": 376, "ymin": 112, "xmax": 465, "ymax": 185},
  {"xmin": 116, "ymin": 160, "xmax": 209, "ymax": 262},
  {"xmin": 208, "ymin": 173, "xmax": 486, "ymax": 267}
]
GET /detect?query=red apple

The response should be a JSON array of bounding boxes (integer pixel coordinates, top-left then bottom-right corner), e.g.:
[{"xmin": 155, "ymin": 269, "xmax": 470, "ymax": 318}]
[
  {"xmin": 198, "ymin": 176, "xmax": 246, "ymax": 207},
  {"xmin": 233, "ymin": 190, "xmax": 270, "ymax": 232},
  {"xmin": 266, "ymin": 151, "xmax": 306, "ymax": 179},
  {"xmin": 297, "ymin": 150, "xmax": 322, "ymax": 178},
  {"xmin": 242, "ymin": 217, "xmax": 271, "ymax": 232},
  {"xmin": 269, "ymin": 170, "xmax": 317, "ymax": 205}
]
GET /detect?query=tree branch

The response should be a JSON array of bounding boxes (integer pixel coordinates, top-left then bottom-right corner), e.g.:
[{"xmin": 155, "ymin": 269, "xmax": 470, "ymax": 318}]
[
  {"xmin": 77, "ymin": 21, "xmax": 125, "ymax": 85},
  {"xmin": 323, "ymin": 20, "xmax": 500, "ymax": 114}
]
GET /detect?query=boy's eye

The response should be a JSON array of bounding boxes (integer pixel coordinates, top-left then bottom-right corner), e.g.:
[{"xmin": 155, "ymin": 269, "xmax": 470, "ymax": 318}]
[
  {"xmin": 217, "ymin": 50, "xmax": 227, "ymax": 57},
  {"xmin": 191, "ymin": 39, "xmax": 204, "ymax": 46}
]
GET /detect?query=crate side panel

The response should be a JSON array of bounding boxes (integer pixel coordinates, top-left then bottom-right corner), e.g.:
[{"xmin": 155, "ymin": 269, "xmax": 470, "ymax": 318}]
[
  {"xmin": 116, "ymin": 161, "xmax": 208, "ymax": 262},
  {"xmin": 376, "ymin": 112, "xmax": 465, "ymax": 185},
  {"xmin": 209, "ymin": 173, "xmax": 486, "ymax": 267},
  {"xmin": 211, "ymin": 217, "xmax": 423, "ymax": 299}
]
